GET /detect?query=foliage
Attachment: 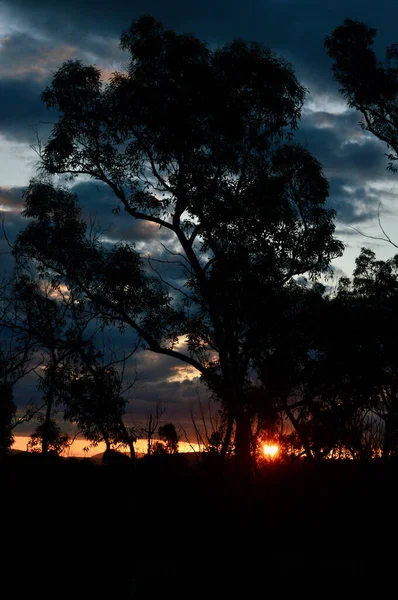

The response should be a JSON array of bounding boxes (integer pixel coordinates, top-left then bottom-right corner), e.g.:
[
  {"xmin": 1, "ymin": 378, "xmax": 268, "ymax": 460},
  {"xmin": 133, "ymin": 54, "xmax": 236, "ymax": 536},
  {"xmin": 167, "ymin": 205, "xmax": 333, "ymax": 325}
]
[{"xmin": 325, "ymin": 19, "xmax": 398, "ymax": 171}]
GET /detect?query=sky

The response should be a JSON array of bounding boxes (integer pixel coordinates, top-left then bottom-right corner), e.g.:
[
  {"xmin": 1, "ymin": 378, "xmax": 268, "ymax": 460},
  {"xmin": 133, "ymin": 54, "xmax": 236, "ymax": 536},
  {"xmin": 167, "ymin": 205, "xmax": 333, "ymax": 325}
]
[{"xmin": 2, "ymin": 0, "xmax": 398, "ymax": 448}]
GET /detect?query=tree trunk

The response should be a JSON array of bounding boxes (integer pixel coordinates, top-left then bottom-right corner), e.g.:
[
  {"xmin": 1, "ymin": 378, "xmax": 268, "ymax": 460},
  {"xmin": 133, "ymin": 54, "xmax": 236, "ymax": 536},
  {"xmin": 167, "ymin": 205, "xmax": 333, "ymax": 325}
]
[
  {"xmin": 103, "ymin": 433, "xmax": 111, "ymax": 453},
  {"xmin": 284, "ymin": 406, "xmax": 314, "ymax": 461},
  {"xmin": 118, "ymin": 420, "xmax": 136, "ymax": 462},
  {"xmin": 220, "ymin": 413, "xmax": 234, "ymax": 459},
  {"xmin": 147, "ymin": 414, "xmax": 153, "ymax": 455},
  {"xmin": 383, "ymin": 418, "xmax": 391, "ymax": 460},
  {"xmin": 234, "ymin": 412, "xmax": 252, "ymax": 479},
  {"xmin": 128, "ymin": 442, "xmax": 136, "ymax": 461},
  {"xmin": 42, "ymin": 392, "xmax": 54, "ymax": 455}
]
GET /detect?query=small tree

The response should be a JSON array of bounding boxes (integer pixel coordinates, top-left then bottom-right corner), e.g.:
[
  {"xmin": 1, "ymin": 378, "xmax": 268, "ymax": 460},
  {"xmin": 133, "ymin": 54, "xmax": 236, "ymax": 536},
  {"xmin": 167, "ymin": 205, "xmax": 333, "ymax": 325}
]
[
  {"xmin": 58, "ymin": 352, "xmax": 138, "ymax": 460},
  {"xmin": 151, "ymin": 441, "xmax": 167, "ymax": 455},
  {"xmin": 158, "ymin": 423, "xmax": 179, "ymax": 454},
  {"xmin": 28, "ymin": 416, "xmax": 71, "ymax": 455},
  {"xmin": 4, "ymin": 274, "xmax": 96, "ymax": 454},
  {"xmin": 141, "ymin": 401, "xmax": 166, "ymax": 456},
  {"xmin": 0, "ymin": 276, "xmax": 39, "ymax": 454}
]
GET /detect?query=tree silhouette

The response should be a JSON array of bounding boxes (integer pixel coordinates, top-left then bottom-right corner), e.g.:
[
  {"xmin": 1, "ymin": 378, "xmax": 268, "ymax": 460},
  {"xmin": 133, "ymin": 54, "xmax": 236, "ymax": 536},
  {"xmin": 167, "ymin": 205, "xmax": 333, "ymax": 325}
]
[
  {"xmin": 158, "ymin": 422, "xmax": 179, "ymax": 454},
  {"xmin": 15, "ymin": 15, "xmax": 343, "ymax": 474},
  {"xmin": 251, "ymin": 281, "xmax": 368, "ymax": 460},
  {"xmin": 6, "ymin": 275, "xmax": 95, "ymax": 454},
  {"xmin": 0, "ymin": 383, "xmax": 16, "ymax": 455},
  {"xmin": 255, "ymin": 254, "xmax": 398, "ymax": 460},
  {"xmin": 140, "ymin": 401, "xmax": 166, "ymax": 456},
  {"xmin": 325, "ymin": 19, "xmax": 398, "ymax": 172},
  {"xmin": 335, "ymin": 249, "xmax": 398, "ymax": 458},
  {"xmin": 0, "ymin": 275, "xmax": 40, "ymax": 454},
  {"xmin": 151, "ymin": 440, "xmax": 167, "ymax": 455},
  {"xmin": 188, "ymin": 397, "xmax": 231, "ymax": 456},
  {"xmin": 27, "ymin": 415, "xmax": 71, "ymax": 456},
  {"xmin": 58, "ymin": 356, "xmax": 137, "ymax": 459}
]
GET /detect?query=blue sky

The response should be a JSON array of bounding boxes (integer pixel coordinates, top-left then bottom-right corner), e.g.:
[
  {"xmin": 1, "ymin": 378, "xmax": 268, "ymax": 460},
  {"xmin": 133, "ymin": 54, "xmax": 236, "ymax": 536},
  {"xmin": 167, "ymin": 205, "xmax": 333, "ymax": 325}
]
[{"xmin": 2, "ymin": 0, "xmax": 398, "ymax": 438}]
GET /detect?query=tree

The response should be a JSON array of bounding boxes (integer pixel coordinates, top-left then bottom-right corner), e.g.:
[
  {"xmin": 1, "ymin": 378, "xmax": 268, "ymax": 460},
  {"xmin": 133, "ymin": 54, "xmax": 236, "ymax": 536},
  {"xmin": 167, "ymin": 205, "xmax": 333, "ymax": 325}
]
[
  {"xmin": 262, "ymin": 252, "xmax": 398, "ymax": 460},
  {"xmin": 335, "ymin": 248, "xmax": 398, "ymax": 458},
  {"xmin": 56, "ymin": 351, "xmax": 138, "ymax": 460},
  {"xmin": 158, "ymin": 422, "xmax": 179, "ymax": 454},
  {"xmin": 140, "ymin": 401, "xmax": 166, "ymax": 456},
  {"xmin": 27, "ymin": 416, "xmax": 71, "ymax": 455},
  {"xmin": 0, "ymin": 383, "xmax": 17, "ymax": 455},
  {"xmin": 252, "ymin": 280, "xmax": 372, "ymax": 460},
  {"xmin": 151, "ymin": 441, "xmax": 167, "ymax": 455},
  {"xmin": 0, "ymin": 275, "xmax": 39, "ymax": 454},
  {"xmin": 5, "ymin": 275, "xmax": 95, "ymax": 454},
  {"xmin": 325, "ymin": 19, "xmax": 398, "ymax": 172},
  {"xmin": 15, "ymin": 16, "xmax": 343, "ymax": 474},
  {"xmin": 188, "ymin": 397, "xmax": 232, "ymax": 456}
]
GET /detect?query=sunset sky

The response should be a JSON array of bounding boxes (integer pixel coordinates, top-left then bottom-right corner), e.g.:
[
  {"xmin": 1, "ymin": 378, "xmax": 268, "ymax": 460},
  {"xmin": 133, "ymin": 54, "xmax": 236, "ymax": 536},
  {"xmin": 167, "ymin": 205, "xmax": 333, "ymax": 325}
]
[{"xmin": 2, "ymin": 0, "xmax": 398, "ymax": 447}]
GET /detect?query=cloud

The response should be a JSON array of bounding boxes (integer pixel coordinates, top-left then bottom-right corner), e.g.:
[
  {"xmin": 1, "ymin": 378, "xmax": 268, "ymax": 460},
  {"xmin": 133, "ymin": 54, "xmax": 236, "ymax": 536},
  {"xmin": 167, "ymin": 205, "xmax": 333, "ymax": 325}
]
[
  {"xmin": 0, "ymin": 185, "xmax": 24, "ymax": 212},
  {"xmin": 4, "ymin": 0, "xmax": 398, "ymax": 89},
  {"xmin": 328, "ymin": 179, "xmax": 381, "ymax": 225},
  {"xmin": 293, "ymin": 107, "xmax": 397, "ymax": 226},
  {"xmin": 297, "ymin": 109, "xmax": 388, "ymax": 181},
  {"xmin": 0, "ymin": 28, "xmax": 122, "ymax": 144},
  {"xmin": 70, "ymin": 181, "xmax": 179, "ymax": 250},
  {"xmin": 0, "ymin": 31, "xmax": 79, "ymax": 82},
  {"xmin": 125, "ymin": 376, "xmax": 211, "ymax": 434},
  {"xmin": 0, "ymin": 186, "xmax": 28, "ymax": 276},
  {"xmin": 0, "ymin": 77, "xmax": 56, "ymax": 143}
]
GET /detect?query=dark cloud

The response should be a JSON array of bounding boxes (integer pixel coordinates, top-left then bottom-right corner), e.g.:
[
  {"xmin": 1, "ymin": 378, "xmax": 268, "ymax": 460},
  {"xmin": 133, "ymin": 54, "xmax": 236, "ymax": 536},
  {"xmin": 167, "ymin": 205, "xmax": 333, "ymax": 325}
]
[
  {"xmin": 0, "ymin": 185, "xmax": 25, "ymax": 212},
  {"xmin": 0, "ymin": 78, "xmax": 55, "ymax": 143},
  {"xmin": 0, "ymin": 31, "xmax": 76, "ymax": 80},
  {"xmin": 3, "ymin": 1, "xmax": 265, "ymax": 49},
  {"xmin": 127, "ymin": 379, "xmax": 211, "ymax": 434},
  {"xmin": 0, "ymin": 29, "xmax": 117, "ymax": 143},
  {"xmin": 293, "ymin": 109, "xmax": 397, "ymax": 225},
  {"xmin": 5, "ymin": 0, "xmax": 398, "ymax": 91},
  {"xmin": 328, "ymin": 178, "xmax": 386, "ymax": 226},
  {"xmin": 297, "ymin": 109, "xmax": 389, "ymax": 182},
  {"xmin": 0, "ymin": 186, "xmax": 28, "ymax": 276}
]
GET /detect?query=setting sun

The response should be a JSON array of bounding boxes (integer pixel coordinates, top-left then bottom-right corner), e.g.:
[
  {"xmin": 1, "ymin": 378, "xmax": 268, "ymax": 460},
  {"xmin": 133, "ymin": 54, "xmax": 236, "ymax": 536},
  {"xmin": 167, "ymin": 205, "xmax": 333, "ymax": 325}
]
[{"xmin": 263, "ymin": 444, "xmax": 279, "ymax": 458}]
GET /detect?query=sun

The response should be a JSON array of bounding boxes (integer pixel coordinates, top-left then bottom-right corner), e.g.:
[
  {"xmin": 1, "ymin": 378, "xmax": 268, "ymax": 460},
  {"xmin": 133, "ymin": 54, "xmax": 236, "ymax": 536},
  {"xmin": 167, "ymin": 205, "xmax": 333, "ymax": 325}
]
[{"xmin": 263, "ymin": 444, "xmax": 279, "ymax": 458}]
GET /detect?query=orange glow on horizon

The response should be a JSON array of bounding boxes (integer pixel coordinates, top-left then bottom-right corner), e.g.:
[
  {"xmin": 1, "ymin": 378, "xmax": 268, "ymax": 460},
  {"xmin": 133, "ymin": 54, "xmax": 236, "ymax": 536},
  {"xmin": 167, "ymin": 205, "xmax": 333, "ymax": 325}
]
[
  {"xmin": 11, "ymin": 436, "xmax": 200, "ymax": 457},
  {"xmin": 263, "ymin": 444, "xmax": 279, "ymax": 458}
]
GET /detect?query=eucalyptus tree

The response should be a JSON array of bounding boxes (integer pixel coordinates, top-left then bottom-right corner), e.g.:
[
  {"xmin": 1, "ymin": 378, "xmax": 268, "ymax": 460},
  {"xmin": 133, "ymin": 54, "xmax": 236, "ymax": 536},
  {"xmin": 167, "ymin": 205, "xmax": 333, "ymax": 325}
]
[{"xmin": 15, "ymin": 16, "xmax": 343, "ymax": 472}]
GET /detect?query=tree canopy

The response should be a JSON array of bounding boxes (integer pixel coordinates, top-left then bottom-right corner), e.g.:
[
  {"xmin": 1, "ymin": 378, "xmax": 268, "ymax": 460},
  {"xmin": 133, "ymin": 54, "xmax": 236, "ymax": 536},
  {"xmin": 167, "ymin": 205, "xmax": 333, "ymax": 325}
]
[{"xmin": 14, "ymin": 15, "xmax": 343, "ymax": 472}]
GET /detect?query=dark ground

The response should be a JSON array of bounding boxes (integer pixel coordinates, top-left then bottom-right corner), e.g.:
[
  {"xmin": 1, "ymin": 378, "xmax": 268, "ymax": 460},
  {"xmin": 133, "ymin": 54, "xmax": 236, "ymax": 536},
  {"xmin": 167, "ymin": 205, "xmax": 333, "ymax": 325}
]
[{"xmin": 2, "ymin": 454, "xmax": 396, "ymax": 598}]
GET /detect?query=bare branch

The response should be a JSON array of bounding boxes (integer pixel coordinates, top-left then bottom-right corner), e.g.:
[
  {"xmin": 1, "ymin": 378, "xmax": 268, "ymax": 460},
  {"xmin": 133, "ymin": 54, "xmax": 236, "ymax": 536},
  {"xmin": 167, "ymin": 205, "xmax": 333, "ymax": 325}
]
[{"xmin": 346, "ymin": 202, "xmax": 398, "ymax": 251}]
